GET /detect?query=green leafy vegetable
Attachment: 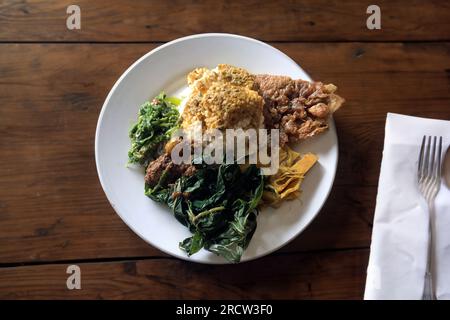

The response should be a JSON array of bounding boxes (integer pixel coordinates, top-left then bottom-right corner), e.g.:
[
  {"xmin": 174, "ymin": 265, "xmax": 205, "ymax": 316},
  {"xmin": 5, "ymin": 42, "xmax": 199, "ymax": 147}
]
[
  {"xmin": 128, "ymin": 93, "xmax": 179, "ymax": 166},
  {"xmin": 146, "ymin": 163, "xmax": 264, "ymax": 263}
]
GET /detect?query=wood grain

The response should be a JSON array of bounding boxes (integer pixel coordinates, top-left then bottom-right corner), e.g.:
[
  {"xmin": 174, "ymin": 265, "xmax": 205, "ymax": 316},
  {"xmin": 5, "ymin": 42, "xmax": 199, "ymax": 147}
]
[
  {"xmin": 0, "ymin": 42, "xmax": 449, "ymax": 265},
  {"xmin": 0, "ymin": 184, "xmax": 374, "ymax": 264},
  {"xmin": 0, "ymin": 249, "xmax": 369, "ymax": 299},
  {"xmin": 1, "ymin": 0, "xmax": 449, "ymax": 301},
  {"xmin": 0, "ymin": 0, "xmax": 449, "ymax": 42}
]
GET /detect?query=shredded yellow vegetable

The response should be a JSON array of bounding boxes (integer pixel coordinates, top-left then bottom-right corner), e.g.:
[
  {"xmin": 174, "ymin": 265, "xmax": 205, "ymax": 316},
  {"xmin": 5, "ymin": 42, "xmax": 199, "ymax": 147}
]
[{"xmin": 262, "ymin": 146, "xmax": 318, "ymax": 206}]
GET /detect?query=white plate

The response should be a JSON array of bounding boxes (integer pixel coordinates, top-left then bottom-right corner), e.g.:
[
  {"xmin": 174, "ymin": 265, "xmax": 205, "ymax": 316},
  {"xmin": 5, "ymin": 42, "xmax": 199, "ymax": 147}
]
[{"xmin": 95, "ymin": 34, "xmax": 338, "ymax": 264}]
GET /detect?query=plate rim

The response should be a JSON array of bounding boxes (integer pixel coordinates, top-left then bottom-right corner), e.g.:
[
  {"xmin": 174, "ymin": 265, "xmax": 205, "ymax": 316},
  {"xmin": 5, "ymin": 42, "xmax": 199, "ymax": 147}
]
[{"xmin": 95, "ymin": 33, "xmax": 339, "ymax": 264}]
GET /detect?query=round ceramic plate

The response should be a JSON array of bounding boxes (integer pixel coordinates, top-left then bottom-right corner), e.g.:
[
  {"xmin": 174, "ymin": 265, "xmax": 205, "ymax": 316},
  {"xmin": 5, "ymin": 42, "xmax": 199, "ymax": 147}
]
[{"xmin": 95, "ymin": 33, "xmax": 338, "ymax": 264}]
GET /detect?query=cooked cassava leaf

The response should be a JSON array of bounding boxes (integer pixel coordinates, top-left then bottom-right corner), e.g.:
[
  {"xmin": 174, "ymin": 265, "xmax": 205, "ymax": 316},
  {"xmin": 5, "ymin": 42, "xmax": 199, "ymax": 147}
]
[
  {"xmin": 179, "ymin": 231, "xmax": 204, "ymax": 256},
  {"xmin": 128, "ymin": 93, "xmax": 179, "ymax": 166},
  {"xmin": 146, "ymin": 163, "xmax": 264, "ymax": 263}
]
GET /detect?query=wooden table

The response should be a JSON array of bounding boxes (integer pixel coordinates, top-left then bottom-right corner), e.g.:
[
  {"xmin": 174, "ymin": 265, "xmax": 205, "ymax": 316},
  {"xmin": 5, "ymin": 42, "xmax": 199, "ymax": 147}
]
[{"xmin": 0, "ymin": 0, "xmax": 449, "ymax": 299}]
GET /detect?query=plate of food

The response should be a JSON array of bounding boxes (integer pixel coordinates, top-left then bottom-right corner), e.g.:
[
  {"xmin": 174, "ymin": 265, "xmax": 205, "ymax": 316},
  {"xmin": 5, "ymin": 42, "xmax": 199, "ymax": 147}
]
[{"xmin": 95, "ymin": 33, "xmax": 344, "ymax": 264}]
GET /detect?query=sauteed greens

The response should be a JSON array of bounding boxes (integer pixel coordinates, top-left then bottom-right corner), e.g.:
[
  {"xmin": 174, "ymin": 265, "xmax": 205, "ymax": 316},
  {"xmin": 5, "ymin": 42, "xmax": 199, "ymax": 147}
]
[
  {"xmin": 146, "ymin": 163, "xmax": 264, "ymax": 263},
  {"xmin": 128, "ymin": 93, "xmax": 179, "ymax": 166}
]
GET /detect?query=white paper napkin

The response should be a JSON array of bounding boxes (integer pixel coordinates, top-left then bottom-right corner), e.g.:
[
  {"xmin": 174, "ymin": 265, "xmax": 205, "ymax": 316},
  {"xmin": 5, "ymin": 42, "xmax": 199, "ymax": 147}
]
[{"xmin": 364, "ymin": 113, "xmax": 450, "ymax": 300}]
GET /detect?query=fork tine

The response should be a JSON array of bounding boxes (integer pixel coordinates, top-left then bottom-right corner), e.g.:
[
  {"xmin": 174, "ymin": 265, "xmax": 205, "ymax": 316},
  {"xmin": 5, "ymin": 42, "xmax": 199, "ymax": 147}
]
[
  {"xmin": 423, "ymin": 136, "xmax": 431, "ymax": 178},
  {"xmin": 436, "ymin": 136, "xmax": 442, "ymax": 178},
  {"xmin": 429, "ymin": 136, "xmax": 437, "ymax": 177},
  {"xmin": 418, "ymin": 135, "xmax": 426, "ymax": 179}
]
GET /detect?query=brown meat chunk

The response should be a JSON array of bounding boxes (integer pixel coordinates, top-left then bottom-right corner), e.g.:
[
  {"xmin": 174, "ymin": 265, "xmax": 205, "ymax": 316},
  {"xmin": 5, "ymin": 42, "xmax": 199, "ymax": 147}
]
[
  {"xmin": 254, "ymin": 75, "xmax": 344, "ymax": 144},
  {"xmin": 308, "ymin": 103, "xmax": 329, "ymax": 118},
  {"xmin": 145, "ymin": 153, "xmax": 196, "ymax": 188}
]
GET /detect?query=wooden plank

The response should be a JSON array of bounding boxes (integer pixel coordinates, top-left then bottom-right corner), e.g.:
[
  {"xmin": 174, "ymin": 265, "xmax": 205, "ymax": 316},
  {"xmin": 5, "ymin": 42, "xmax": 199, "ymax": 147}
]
[
  {"xmin": 0, "ymin": 0, "xmax": 449, "ymax": 42},
  {"xmin": 0, "ymin": 249, "xmax": 369, "ymax": 299},
  {"xmin": 0, "ymin": 42, "xmax": 449, "ymax": 264},
  {"xmin": 0, "ymin": 185, "xmax": 375, "ymax": 264}
]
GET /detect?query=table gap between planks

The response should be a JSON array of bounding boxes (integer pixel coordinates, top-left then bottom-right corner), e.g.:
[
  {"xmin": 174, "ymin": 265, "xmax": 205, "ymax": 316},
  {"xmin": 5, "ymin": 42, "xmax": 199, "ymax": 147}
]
[{"xmin": 0, "ymin": 0, "xmax": 449, "ymax": 299}]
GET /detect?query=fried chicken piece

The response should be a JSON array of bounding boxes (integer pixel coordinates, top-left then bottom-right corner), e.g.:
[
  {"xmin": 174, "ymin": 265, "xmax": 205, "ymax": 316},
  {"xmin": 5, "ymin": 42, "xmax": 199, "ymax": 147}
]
[
  {"xmin": 187, "ymin": 67, "xmax": 210, "ymax": 86},
  {"xmin": 202, "ymin": 82, "xmax": 263, "ymax": 130},
  {"xmin": 215, "ymin": 64, "xmax": 255, "ymax": 89},
  {"xmin": 182, "ymin": 65, "xmax": 263, "ymax": 130},
  {"xmin": 187, "ymin": 64, "xmax": 255, "ymax": 94},
  {"xmin": 254, "ymin": 75, "xmax": 344, "ymax": 145}
]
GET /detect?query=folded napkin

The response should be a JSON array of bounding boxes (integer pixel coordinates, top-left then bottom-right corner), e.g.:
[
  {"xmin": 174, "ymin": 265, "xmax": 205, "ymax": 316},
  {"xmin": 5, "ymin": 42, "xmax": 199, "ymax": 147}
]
[{"xmin": 364, "ymin": 113, "xmax": 450, "ymax": 300}]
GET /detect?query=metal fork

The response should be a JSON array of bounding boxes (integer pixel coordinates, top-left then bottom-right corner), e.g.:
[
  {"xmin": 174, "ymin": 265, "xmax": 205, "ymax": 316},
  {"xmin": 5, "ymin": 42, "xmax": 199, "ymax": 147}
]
[{"xmin": 418, "ymin": 135, "xmax": 443, "ymax": 300}]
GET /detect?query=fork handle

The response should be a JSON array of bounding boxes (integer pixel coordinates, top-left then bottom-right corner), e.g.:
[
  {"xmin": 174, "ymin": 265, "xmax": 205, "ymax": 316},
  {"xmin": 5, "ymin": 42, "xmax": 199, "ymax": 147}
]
[
  {"xmin": 422, "ymin": 202, "xmax": 436, "ymax": 300},
  {"xmin": 423, "ymin": 271, "xmax": 434, "ymax": 300}
]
